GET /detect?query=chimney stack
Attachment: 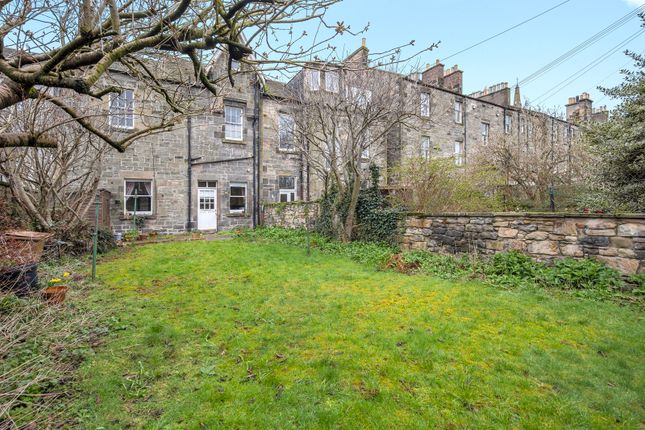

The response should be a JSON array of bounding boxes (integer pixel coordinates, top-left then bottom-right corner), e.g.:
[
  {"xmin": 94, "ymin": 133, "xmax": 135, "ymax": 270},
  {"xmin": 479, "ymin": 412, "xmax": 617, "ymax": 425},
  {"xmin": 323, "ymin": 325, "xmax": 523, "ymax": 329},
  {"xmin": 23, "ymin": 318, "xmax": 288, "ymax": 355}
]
[
  {"xmin": 443, "ymin": 64, "xmax": 463, "ymax": 94},
  {"xmin": 421, "ymin": 59, "xmax": 445, "ymax": 87}
]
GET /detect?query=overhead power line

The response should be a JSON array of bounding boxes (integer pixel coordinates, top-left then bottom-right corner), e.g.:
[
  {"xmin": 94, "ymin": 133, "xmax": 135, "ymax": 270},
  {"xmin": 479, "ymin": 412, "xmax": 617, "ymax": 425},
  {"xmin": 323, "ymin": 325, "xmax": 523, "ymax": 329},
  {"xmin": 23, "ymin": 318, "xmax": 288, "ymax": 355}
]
[
  {"xmin": 532, "ymin": 28, "xmax": 645, "ymax": 104},
  {"xmin": 519, "ymin": 5, "xmax": 644, "ymax": 86},
  {"xmin": 440, "ymin": 0, "xmax": 572, "ymax": 63}
]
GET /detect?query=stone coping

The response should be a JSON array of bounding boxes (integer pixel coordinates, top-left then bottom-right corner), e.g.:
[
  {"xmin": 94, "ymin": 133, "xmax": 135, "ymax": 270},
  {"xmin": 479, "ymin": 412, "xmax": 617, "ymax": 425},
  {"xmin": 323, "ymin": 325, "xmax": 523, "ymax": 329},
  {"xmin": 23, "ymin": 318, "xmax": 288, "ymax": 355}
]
[
  {"xmin": 263, "ymin": 201, "xmax": 320, "ymax": 208},
  {"xmin": 405, "ymin": 212, "xmax": 645, "ymax": 220}
]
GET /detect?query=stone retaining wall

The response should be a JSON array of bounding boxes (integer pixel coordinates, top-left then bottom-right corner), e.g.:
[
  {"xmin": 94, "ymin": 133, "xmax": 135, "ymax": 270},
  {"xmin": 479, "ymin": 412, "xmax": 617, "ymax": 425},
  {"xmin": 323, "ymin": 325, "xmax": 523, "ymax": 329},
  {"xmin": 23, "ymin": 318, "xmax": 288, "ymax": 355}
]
[
  {"xmin": 403, "ymin": 213, "xmax": 644, "ymax": 275},
  {"xmin": 261, "ymin": 202, "xmax": 645, "ymax": 275},
  {"xmin": 262, "ymin": 202, "xmax": 319, "ymax": 229}
]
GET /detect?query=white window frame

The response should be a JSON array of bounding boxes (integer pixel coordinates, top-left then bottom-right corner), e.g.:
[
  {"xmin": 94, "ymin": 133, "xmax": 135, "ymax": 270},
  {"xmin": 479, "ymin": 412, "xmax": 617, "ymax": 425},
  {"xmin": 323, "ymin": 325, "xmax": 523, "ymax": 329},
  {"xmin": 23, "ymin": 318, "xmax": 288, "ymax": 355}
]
[
  {"xmin": 361, "ymin": 129, "xmax": 371, "ymax": 160},
  {"xmin": 231, "ymin": 60, "xmax": 241, "ymax": 71},
  {"xmin": 110, "ymin": 89, "xmax": 134, "ymax": 130},
  {"xmin": 454, "ymin": 141, "xmax": 464, "ymax": 166},
  {"xmin": 326, "ymin": 70, "xmax": 339, "ymax": 93},
  {"xmin": 278, "ymin": 113, "xmax": 295, "ymax": 151},
  {"xmin": 420, "ymin": 93, "xmax": 430, "ymax": 117},
  {"xmin": 421, "ymin": 136, "xmax": 431, "ymax": 159},
  {"xmin": 224, "ymin": 105, "xmax": 244, "ymax": 141},
  {"xmin": 309, "ymin": 69, "xmax": 321, "ymax": 91},
  {"xmin": 124, "ymin": 179, "xmax": 153, "ymax": 216},
  {"xmin": 278, "ymin": 176, "xmax": 297, "ymax": 202},
  {"xmin": 349, "ymin": 86, "xmax": 372, "ymax": 108},
  {"xmin": 454, "ymin": 100, "xmax": 463, "ymax": 124},
  {"xmin": 481, "ymin": 122, "xmax": 490, "ymax": 145},
  {"xmin": 504, "ymin": 114, "xmax": 512, "ymax": 134},
  {"xmin": 229, "ymin": 182, "xmax": 247, "ymax": 213}
]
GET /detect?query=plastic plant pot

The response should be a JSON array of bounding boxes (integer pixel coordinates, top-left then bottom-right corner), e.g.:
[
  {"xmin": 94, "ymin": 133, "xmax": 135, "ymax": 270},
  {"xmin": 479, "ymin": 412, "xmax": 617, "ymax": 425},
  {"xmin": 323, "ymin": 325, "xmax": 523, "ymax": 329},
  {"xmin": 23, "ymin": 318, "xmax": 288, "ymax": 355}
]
[{"xmin": 42, "ymin": 285, "xmax": 69, "ymax": 304}]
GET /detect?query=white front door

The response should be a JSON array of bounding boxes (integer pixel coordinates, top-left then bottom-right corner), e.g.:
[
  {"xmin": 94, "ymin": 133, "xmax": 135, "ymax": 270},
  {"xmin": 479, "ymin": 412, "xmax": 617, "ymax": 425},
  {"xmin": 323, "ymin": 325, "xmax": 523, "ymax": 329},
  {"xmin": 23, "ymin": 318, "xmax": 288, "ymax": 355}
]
[{"xmin": 198, "ymin": 187, "xmax": 217, "ymax": 230}]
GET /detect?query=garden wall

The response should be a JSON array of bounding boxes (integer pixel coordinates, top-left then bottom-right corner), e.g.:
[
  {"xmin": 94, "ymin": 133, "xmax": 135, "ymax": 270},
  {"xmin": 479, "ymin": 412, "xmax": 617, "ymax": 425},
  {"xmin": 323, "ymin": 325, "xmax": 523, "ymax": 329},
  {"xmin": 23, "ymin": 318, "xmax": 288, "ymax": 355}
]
[
  {"xmin": 403, "ymin": 213, "xmax": 645, "ymax": 275},
  {"xmin": 261, "ymin": 202, "xmax": 645, "ymax": 275},
  {"xmin": 262, "ymin": 202, "xmax": 319, "ymax": 229}
]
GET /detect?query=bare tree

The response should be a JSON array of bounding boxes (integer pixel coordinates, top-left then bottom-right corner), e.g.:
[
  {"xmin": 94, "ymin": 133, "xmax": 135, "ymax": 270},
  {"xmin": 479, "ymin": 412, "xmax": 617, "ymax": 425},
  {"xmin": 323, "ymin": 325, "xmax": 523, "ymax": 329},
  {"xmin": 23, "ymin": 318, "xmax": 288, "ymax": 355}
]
[
  {"xmin": 470, "ymin": 106, "xmax": 590, "ymax": 209},
  {"xmin": 289, "ymin": 65, "xmax": 422, "ymax": 241},
  {"xmin": 0, "ymin": 98, "xmax": 107, "ymax": 234},
  {"xmin": 0, "ymin": 0, "xmax": 351, "ymax": 150}
]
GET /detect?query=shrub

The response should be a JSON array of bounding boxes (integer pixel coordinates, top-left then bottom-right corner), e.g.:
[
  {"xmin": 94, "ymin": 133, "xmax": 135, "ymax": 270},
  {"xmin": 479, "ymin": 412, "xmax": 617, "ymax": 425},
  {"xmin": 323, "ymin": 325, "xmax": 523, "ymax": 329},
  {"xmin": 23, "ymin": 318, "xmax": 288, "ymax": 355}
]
[
  {"xmin": 487, "ymin": 251, "xmax": 541, "ymax": 278},
  {"xmin": 539, "ymin": 258, "xmax": 624, "ymax": 291},
  {"xmin": 355, "ymin": 165, "xmax": 401, "ymax": 244},
  {"xmin": 96, "ymin": 226, "xmax": 117, "ymax": 254}
]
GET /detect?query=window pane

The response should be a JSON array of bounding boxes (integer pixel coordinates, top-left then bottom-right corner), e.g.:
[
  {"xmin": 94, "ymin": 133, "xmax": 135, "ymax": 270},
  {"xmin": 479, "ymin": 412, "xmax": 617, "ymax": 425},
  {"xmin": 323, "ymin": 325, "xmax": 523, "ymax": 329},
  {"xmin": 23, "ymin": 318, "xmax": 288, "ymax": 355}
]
[
  {"xmin": 225, "ymin": 106, "xmax": 243, "ymax": 140},
  {"xmin": 111, "ymin": 90, "xmax": 134, "ymax": 128},
  {"xmin": 279, "ymin": 114, "xmax": 294, "ymax": 149},
  {"xmin": 279, "ymin": 176, "xmax": 295, "ymax": 189},
  {"xmin": 126, "ymin": 196, "xmax": 151, "ymax": 212},
  {"xmin": 230, "ymin": 186, "xmax": 245, "ymax": 197},
  {"xmin": 230, "ymin": 197, "xmax": 245, "ymax": 211},
  {"xmin": 326, "ymin": 71, "xmax": 339, "ymax": 92}
]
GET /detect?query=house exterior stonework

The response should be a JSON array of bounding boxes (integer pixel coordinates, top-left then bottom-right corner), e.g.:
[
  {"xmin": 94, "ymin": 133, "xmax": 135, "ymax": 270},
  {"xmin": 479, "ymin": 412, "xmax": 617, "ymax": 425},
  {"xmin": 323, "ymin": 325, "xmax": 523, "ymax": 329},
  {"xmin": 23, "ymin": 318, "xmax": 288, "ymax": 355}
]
[{"xmin": 94, "ymin": 44, "xmax": 593, "ymax": 234}]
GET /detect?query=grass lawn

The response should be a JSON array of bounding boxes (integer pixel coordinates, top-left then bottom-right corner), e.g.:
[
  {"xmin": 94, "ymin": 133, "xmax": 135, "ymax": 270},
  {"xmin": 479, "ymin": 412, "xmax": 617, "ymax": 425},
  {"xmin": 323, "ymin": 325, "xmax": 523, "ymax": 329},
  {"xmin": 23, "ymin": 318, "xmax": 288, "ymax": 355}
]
[{"xmin": 73, "ymin": 239, "xmax": 644, "ymax": 429}]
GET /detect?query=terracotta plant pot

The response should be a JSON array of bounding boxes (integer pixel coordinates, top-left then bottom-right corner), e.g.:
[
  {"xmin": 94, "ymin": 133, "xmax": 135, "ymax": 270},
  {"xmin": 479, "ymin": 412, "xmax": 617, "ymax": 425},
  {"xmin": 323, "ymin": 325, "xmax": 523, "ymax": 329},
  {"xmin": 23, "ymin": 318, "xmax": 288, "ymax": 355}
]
[{"xmin": 42, "ymin": 285, "xmax": 69, "ymax": 304}]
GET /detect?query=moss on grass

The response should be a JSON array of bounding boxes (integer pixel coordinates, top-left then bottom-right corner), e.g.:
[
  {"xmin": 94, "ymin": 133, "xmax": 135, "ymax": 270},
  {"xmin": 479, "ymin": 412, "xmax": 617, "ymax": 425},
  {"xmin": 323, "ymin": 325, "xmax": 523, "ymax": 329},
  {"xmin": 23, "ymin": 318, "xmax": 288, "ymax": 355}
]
[{"xmin": 71, "ymin": 240, "xmax": 644, "ymax": 429}]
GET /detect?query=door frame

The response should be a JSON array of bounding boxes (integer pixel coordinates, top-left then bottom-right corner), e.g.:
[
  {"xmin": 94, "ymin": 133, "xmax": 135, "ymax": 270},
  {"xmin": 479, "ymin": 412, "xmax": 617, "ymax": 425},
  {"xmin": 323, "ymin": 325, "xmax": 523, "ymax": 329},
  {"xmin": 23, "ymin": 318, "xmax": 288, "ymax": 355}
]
[{"xmin": 197, "ymin": 186, "xmax": 218, "ymax": 231}]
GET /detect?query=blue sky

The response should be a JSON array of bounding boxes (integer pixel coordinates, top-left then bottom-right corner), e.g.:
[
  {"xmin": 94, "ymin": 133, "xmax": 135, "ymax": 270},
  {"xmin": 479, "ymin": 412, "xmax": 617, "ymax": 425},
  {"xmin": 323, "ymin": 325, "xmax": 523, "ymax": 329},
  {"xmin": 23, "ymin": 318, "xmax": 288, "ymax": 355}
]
[{"xmin": 293, "ymin": 0, "xmax": 643, "ymax": 112}]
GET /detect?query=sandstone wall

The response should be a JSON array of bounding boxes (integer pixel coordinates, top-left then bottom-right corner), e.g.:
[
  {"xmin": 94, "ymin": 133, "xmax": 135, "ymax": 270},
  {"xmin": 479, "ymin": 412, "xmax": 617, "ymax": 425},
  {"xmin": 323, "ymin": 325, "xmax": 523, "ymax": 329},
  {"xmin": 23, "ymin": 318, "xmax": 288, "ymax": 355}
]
[
  {"xmin": 262, "ymin": 202, "xmax": 319, "ymax": 229},
  {"xmin": 402, "ymin": 213, "xmax": 644, "ymax": 275}
]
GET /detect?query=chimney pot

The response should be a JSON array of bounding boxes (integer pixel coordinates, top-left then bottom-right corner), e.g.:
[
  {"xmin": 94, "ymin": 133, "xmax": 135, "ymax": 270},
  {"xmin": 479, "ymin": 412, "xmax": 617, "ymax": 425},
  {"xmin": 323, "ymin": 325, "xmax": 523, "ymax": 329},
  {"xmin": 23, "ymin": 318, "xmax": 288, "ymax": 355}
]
[{"xmin": 361, "ymin": 38, "xmax": 366, "ymax": 48}]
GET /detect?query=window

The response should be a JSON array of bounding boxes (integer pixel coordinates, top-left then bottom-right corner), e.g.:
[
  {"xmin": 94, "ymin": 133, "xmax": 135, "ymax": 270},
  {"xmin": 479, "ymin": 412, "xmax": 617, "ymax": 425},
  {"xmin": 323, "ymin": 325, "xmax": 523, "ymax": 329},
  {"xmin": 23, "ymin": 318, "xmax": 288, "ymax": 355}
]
[
  {"xmin": 309, "ymin": 69, "xmax": 320, "ymax": 91},
  {"xmin": 504, "ymin": 114, "xmax": 512, "ymax": 134},
  {"xmin": 198, "ymin": 180, "xmax": 217, "ymax": 188},
  {"xmin": 420, "ymin": 93, "xmax": 430, "ymax": 117},
  {"xmin": 361, "ymin": 129, "xmax": 371, "ymax": 159},
  {"xmin": 229, "ymin": 183, "xmax": 246, "ymax": 213},
  {"xmin": 481, "ymin": 122, "xmax": 490, "ymax": 145},
  {"xmin": 326, "ymin": 71, "xmax": 339, "ymax": 93},
  {"xmin": 349, "ymin": 86, "xmax": 372, "ymax": 108},
  {"xmin": 231, "ymin": 60, "xmax": 241, "ymax": 71},
  {"xmin": 454, "ymin": 141, "xmax": 464, "ymax": 166},
  {"xmin": 454, "ymin": 100, "xmax": 463, "ymax": 124},
  {"xmin": 224, "ymin": 105, "xmax": 243, "ymax": 141},
  {"xmin": 520, "ymin": 116, "xmax": 526, "ymax": 134},
  {"xmin": 124, "ymin": 180, "xmax": 152, "ymax": 215},
  {"xmin": 421, "ymin": 136, "xmax": 431, "ymax": 159},
  {"xmin": 279, "ymin": 176, "xmax": 297, "ymax": 202},
  {"xmin": 279, "ymin": 113, "xmax": 295, "ymax": 150},
  {"xmin": 110, "ymin": 89, "xmax": 134, "ymax": 129}
]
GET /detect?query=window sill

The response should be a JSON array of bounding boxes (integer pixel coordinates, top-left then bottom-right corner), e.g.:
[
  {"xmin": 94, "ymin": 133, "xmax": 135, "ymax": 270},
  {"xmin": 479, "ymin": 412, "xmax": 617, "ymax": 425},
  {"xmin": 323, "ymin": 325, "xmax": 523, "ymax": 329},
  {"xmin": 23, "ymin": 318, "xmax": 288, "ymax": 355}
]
[
  {"xmin": 277, "ymin": 148, "xmax": 297, "ymax": 154},
  {"xmin": 228, "ymin": 212, "xmax": 249, "ymax": 218},
  {"xmin": 120, "ymin": 214, "xmax": 156, "ymax": 221},
  {"xmin": 223, "ymin": 139, "xmax": 246, "ymax": 145}
]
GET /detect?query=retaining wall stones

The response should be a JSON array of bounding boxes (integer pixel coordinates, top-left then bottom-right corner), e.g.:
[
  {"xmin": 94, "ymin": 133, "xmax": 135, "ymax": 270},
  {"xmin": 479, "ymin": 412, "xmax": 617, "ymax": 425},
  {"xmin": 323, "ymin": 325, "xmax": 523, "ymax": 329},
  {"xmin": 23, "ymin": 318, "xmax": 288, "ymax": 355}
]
[
  {"xmin": 262, "ymin": 202, "xmax": 319, "ymax": 229},
  {"xmin": 402, "ymin": 213, "xmax": 644, "ymax": 275},
  {"xmin": 261, "ymin": 202, "xmax": 645, "ymax": 275}
]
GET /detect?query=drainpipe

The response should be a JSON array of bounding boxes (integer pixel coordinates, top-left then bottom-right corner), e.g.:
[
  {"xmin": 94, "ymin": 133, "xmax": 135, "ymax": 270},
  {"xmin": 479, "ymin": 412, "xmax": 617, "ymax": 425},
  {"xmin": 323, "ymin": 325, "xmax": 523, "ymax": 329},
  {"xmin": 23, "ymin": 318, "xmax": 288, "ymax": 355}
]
[
  {"xmin": 187, "ymin": 116, "xmax": 193, "ymax": 231},
  {"xmin": 252, "ymin": 79, "xmax": 261, "ymax": 228},
  {"xmin": 463, "ymin": 99, "xmax": 467, "ymax": 164}
]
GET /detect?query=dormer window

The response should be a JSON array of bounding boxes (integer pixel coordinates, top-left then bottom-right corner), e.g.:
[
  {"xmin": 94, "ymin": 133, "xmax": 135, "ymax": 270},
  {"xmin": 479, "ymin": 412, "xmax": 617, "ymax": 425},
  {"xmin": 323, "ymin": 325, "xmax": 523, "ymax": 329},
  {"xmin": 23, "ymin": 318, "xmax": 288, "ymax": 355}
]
[{"xmin": 309, "ymin": 69, "xmax": 320, "ymax": 91}]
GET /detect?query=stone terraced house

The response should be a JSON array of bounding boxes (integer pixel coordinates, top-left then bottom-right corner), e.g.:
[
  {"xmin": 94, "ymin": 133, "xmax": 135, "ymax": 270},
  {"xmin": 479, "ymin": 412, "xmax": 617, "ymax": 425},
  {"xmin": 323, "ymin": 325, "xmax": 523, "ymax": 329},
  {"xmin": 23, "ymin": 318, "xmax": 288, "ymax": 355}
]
[{"xmin": 97, "ymin": 43, "xmax": 600, "ymax": 234}]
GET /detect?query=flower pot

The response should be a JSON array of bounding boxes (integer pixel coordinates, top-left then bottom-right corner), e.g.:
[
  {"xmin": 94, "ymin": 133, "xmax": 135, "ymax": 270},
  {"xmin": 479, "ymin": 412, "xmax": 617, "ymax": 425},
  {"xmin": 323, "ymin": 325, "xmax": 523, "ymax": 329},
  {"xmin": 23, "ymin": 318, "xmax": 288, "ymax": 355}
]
[{"xmin": 42, "ymin": 285, "xmax": 68, "ymax": 304}]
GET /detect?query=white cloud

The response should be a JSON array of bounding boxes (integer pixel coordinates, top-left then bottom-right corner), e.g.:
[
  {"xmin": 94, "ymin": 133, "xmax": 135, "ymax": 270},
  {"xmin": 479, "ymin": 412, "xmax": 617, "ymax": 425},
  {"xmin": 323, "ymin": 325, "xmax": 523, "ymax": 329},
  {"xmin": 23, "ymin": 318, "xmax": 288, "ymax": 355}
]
[{"xmin": 623, "ymin": 0, "xmax": 644, "ymax": 7}]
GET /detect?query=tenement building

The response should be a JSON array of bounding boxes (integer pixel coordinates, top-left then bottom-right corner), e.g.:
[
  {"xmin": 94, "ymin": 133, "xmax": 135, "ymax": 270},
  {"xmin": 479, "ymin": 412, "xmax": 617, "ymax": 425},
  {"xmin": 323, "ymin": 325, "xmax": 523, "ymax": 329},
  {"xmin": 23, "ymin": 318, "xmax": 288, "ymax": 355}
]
[{"xmin": 90, "ymin": 43, "xmax": 598, "ymax": 234}]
